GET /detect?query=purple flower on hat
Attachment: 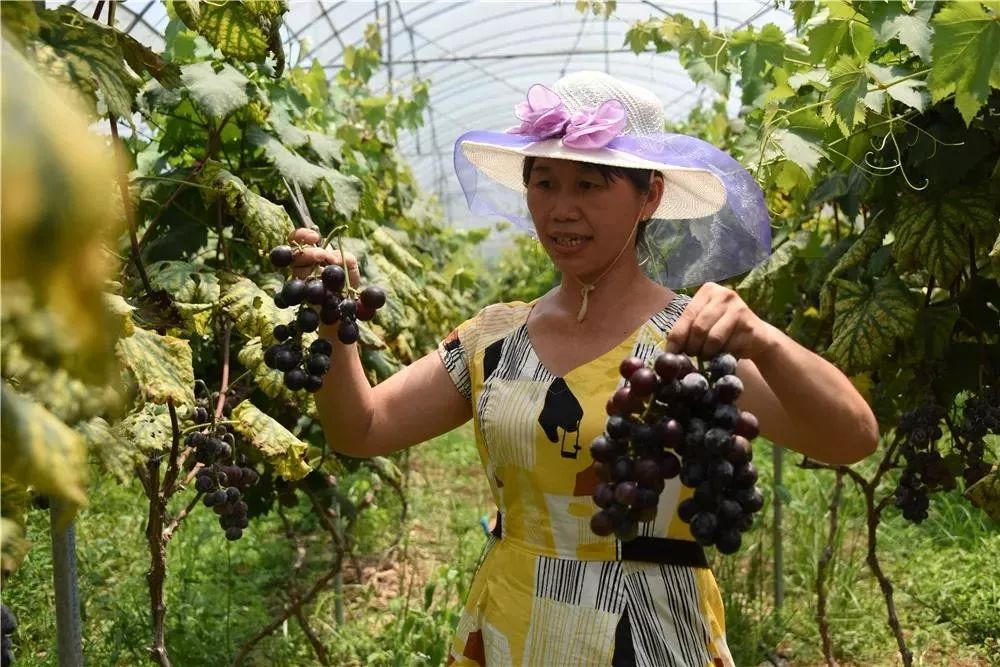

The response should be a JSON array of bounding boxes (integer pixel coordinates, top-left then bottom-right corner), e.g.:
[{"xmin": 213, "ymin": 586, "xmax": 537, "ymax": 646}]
[
  {"xmin": 509, "ymin": 85, "xmax": 570, "ymax": 139},
  {"xmin": 563, "ymin": 100, "xmax": 627, "ymax": 149}
]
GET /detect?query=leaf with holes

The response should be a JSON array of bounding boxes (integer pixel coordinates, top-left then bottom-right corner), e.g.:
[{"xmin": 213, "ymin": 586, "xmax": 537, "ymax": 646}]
[
  {"xmin": 826, "ymin": 276, "xmax": 918, "ymax": 375},
  {"xmin": 146, "ymin": 261, "xmax": 220, "ymax": 336},
  {"xmin": 116, "ymin": 327, "xmax": 195, "ymax": 407},
  {"xmin": 181, "ymin": 61, "xmax": 250, "ymax": 119},
  {"xmin": 0, "ymin": 384, "xmax": 87, "ymax": 527},
  {"xmin": 928, "ymin": 1, "xmax": 1000, "ymax": 125},
  {"xmin": 230, "ymin": 401, "xmax": 310, "ymax": 481},
  {"xmin": 965, "ymin": 468, "xmax": 1000, "ymax": 523}
]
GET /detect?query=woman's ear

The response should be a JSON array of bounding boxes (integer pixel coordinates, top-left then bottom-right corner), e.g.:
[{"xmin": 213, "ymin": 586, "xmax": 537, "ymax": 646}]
[{"xmin": 643, "ymin": 172, "xmax": 666, "ymax": 218}]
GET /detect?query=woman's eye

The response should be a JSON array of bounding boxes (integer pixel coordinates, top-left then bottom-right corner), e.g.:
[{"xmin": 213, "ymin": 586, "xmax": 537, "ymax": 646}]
[
  {"xmin": 532, "ymin": 179, "xmax": 552, "ymax": 189},
  {"xmin": 579, "ymin": 181, "xmax": 601, "ymax": 190}
]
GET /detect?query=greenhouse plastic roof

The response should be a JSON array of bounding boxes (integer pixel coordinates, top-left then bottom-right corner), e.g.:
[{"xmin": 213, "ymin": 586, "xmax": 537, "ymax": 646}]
[{"xmin": 65, "ymin": 1, "xmax": 794, "ymax": 230}]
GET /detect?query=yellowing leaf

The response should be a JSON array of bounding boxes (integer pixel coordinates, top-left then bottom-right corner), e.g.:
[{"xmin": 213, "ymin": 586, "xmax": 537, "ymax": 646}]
[
  {"xmin": 199, "ymin": 161, "xmax": 294, "ymax": 251},
  {"xmin": 0, "ymin": 384, "xmax": 87, "ymax": 527},
  {"xmin": 928, "ymin": 1, "xmax": 1000, "ymax": 125},
  {"xmin": 175, "ymin": 0, "xmax": 275, "ymax": 62},
  {"xmin": 116, "ymin": 327, "xmax": 196, "ymax": 407},
  {"xmin": 826, "ymin": 276, "xmax": 919, "ymax": 374},
  {"xmin": 218, "ymin": 274, "xmax": 288, "ymax": 345},
  {"xmin": 965, "ymin": 468, "xmax": 1000, "ymax": 523},
  {"xmin": 230, "ymin": 401, "xmax": 310, "ymax": 481}
]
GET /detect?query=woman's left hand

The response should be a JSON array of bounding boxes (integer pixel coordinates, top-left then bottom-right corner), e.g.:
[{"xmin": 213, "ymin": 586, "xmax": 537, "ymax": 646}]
[{"xmin": 666, "ymin": 282, "xmax": 780, "ymax": 361}]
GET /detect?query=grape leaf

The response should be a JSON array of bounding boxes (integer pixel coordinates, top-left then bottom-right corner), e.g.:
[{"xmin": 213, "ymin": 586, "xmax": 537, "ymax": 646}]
[
  {"xmin": 869, "ymin": 0, "xmax": 933, "ymax": 61},
  {"xmin": 965, "ymin": 467, "xmax": 1000, "ymax": 523},
  {"xmin": 181, "ymin": 61, "xmax": 250, "ymax": 119},
  {"xmin": 826, "ymin": 56, "xmax": 869, "ymax": 134},
  {"xmin": 806, "ymin": 2, "xmax": 874, "ymax": 66},
  {"xmin": 116, "ymin": 327, "xmax": 196, "ymax": 407},
  {"xmin": 218, "ymin": 274, "xmax": 288, "ymax": 345},
  {"xmin": 198, "ymin": 161, "xmax": 294, "ymax": 251},
  {"xmin": 867, "ymin": 63, "xmax": 929, "ymax": 112},
  {"xmin": 230, "ymin": 401, "xmax": 310, "ymax": 481},
  {"xmin": 772, "ymin": 129, "xmax": 826, "ymax": 176},
  {"xmin": 146, "ymin": 261, "xmax": 220, "ymax": 336},
  {"xmin": 1, "ymin": 514, "xmax": 30, "ymax": 575},
  {"xmin": 826, "ymin": 275, "xmax": 919, "ymax": 374},
  {"xmin": 36, "ymin": 7, "xmax": 141, "ymax": 120},
  {"xmin": 174, "ymin": 0, "xmax": 271, "ymax": 62},
  {"xmin": 734, "ymin": 23, "xmax": 786, "ymax": 83},
  {"xmin": 928, "ymin": 1, "xmax": 1000, "ymax": 125},
  {"xmin": 372, "ymin": 227, "xmax": 423, "ymax": 270},
  {"xmin": 1, "ymin": 2, "xmax": 40, "ymax": 50},
  {"xmin": 738, "ymin": 231, "xmax": 812, "ymax": 312},
  {"xmin": 892, "ymin": 190, "xmax": 995, "ymax": 284},
  {"xmin": 119, "ymin": 32, "xmax": 183, "ymax": 89},
  {"xmin": 902, "ymin": 303, "xmax": 961, "ymax": 364},
  {"xmin": 819, "ymin": 217, "xmax": 888, "ymax": 319},
  {"xmin": 0, "ymin": 383, "xmax": 87, "ymax": 527}
]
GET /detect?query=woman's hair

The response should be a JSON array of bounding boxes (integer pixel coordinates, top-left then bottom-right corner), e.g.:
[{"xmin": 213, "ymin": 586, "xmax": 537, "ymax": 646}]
[{"xmin": 521, "ymin": 156, "xmax": 657, "ymax": 250}]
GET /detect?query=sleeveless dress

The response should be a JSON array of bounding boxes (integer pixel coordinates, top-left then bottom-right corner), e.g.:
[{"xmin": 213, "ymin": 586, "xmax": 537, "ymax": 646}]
[{"xmin": 436, "ymin": 296, "xmax": 734, "ymax": 667}]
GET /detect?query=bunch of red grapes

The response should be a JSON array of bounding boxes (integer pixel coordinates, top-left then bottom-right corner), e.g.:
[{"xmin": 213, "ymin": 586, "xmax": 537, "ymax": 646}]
[
  {"xmin": 264, "ymin": 244, "xmax": 386, "ymax": 393},
  {"xmin": 589, "ymin": 352, "xmax": 763, "ymax": 554}
]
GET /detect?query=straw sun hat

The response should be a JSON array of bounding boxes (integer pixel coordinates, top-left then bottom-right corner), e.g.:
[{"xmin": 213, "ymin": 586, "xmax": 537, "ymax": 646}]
[{"xmin": 453, "ymin": 71, "xmax": 772, "ymax": 290}]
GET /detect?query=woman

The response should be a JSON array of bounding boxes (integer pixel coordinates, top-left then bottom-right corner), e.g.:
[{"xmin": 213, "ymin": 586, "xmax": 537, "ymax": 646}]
[{"xmin": 293, "ymin": 72, "xmax": 878, "ymax": 666}]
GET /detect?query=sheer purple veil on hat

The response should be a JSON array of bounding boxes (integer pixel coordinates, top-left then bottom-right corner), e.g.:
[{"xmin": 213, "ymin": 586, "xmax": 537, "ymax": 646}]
[{"xmin": 452, "ymin": 75, "xmax": 773, "ymax": 289}]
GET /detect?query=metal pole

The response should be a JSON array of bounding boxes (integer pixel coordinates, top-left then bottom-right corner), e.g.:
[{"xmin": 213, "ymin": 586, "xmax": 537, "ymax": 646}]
[
  {"xmin": 50, "ymin": 502, "xmax": 83, "ymax": 667},
  {"xmin": 772, "ymin": 445, "xmax": 784, "ymax": 618}
]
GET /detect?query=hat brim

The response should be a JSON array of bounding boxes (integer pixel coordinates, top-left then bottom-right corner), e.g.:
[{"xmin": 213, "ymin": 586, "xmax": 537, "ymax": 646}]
[{"xmin": 460, "ymin": 138, "xmax": 728, "ymax": 220}]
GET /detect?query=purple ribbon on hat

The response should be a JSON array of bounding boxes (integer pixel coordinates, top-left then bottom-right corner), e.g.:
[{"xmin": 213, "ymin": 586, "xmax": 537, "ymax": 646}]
[{"xmin": 507, "ymin": 84, "xmax": 626, "ymax": 149}]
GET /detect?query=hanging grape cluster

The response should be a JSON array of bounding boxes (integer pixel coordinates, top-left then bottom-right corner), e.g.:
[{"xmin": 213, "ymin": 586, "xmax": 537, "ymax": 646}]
[
  {"xmin": 589, "ymin": 352, "xmax": 763, "ymax": 554},
  {"xmin": 264, "ymin": 244, "xmax": 386, "ymax": 393},
  {"xmin": 184, "ymin": 399, "xmax": 260, "ymax": 540},
  {"xmin": 894, "ymin": 386, "xmax": 999, "ymax": 523},
  {"xmin": 1, "ymin": 604, "xmax": 15, "ymax": 667}
]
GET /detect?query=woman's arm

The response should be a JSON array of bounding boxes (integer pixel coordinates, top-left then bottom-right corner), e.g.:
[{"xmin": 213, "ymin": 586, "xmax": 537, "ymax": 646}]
[
  {"xmin": 313, "ymin": 326, "xmax": 473, "ymax": 458},
  {"xmin": 666, "ymin": 283, "xmax": 878, "ymax": 465}
]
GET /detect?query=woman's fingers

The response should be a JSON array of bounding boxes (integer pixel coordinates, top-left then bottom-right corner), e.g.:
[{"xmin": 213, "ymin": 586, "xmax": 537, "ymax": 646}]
[{"xmin": 290, "ymin": 228, "xmax": 321, "ymax": 245}]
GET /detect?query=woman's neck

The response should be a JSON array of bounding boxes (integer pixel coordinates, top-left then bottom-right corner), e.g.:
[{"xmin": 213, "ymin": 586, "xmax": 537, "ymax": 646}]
[{"xmin": 549, "ymin": 257, "xmax": 668, "ymax": 325}]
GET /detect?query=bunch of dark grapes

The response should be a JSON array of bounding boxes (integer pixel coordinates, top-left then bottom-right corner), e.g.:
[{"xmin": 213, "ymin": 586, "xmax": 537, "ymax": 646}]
[
  {"xmin": 264, "ymin": 244, "xmax": 386, "ymax": 393},
  {"xmin": 1, "ymin": 605, "xmax": 14, "ymax": 666},
  {"xmin": 892, "ymin": 391, "xmax": 998, "ymax": 524},
  {"xmin": 588, "ymin": 352, "xmax": 763, "ymax": 554},
  {"xmin": 195, "ymin": 463, "xmax": 260, "ymax": 541},
  {"xmin": 184, "ymin": 401, "xmax": 236, "ymax": 466}
]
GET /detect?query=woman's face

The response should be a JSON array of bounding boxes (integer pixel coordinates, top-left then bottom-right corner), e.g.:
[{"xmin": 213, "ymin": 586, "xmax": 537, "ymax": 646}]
[{"xmin": 525, "ymin": 158, "xmax": 663, "ymax": 280}]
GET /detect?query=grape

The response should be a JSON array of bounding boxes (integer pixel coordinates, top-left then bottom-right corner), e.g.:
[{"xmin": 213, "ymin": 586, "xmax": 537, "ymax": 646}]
[
  {"xmin": 658, "ymin": 452, "xmax": 681, "ymax": 479},
  {"xmin": 656, "ymin": 418, "xmax": 684, "ymax": 448},
  {"xmin": 592, "ymin": 483, "xmax": 616, "ymax": 508},
  {"xmin": 281, "ymin": 279, "xmax": 306, "ymax": 306},
  {"xmin": 708, "ymin": 353, "xmax": 737, "ymax": 380},
  {"xmin": 733, "ymin": 463, "xmax": 758, "ymax": 488},
  {"xmin": 703, "ymin": 428, "xmax": 731, "ymax": 457},
  {"xmin": 590, "ymin": 510, "xmax": 616, "ymax": 536},
  {"xmin": 614, "ymin": 515, "xmax": 638, "ymax": 541},
  {"xmin": 715, "ymin": 528, "xmax": 741, "ymax": 554},
  {"xmin": 225, "ymin": 527, "xmax": 243, "ymax": 541},
  {"xmin": 590, "ymin": 435, "xmax": 617, "ymax": 463},
  {"xmin": 195, "ymin": 475, "xmax": 214, "ymax": 493},
  {"xmin": 655, "ymin": 378, "xmax": 682, "ymax": 402},
  {"xmin": 634, "ymin": 458, "xmax": 661, "ymax": 486},
  {"xmin": 612, "ymin": 386, "xmax": 636, "ymax": 415},
  {"xmin": 677, "ymin": 497, "xmax": 699, "ymax": 522},
  {"xmin": 274, "ymin": 348, "xmax": 298, "ymax": 372},
  {"xmin": 619, "ymin": 357, "xmax": 645, "ymax": 381},
  {"xmin": 337, "ymin": 320, "xmax": 360, "ymax": 345},
  {"xmin": 339, "ymin": 298, "xmax": 357, "ymax": 319},
  {"xmin": 356, "ymin": 301, "xmax": 376, "ymax": 321},
  {"xmin": 310, "ymin": 338, "xmax": 333, "ymax": 356},
  {"xmin": 718, "ymin": 499, "xmax": 743, "ymax": 524},
  {"xmin": 270, "ymin": 245, "xmax": 294, "ymax": 268},
  {"xmin": 725, "ymin": 435, "xmax": 752, "ymax": 466},
  {"xmin": 296, "ymin": 307, "xmax": 320, "ymax": 333},
  {"xmin": 306, "ymin": 353, "xmax": 331, "ymax": 376},
  {"xmin": 735, "ymin": 411, "xmax": 760, "ymax": 439},
  {"xmin": 226, "ymin": 487, "xmax": 241, "ymax": 502},
  {"xmin": 636, "ymin": 488, "xmax": 659, "ymax": 510},
  {"xmin": 304, "ymin": 374, "xmax": 324, "ymax": 393},
  {"xmin": 241, "ymin": 468, "xmax": 259, "ymax": 486},
  {"xmin": 629, "ymin": 367, "xmax": 659, "ymax": 398},
  {"xmin": 654, "ymin": 352, "xmax": 685, "ymax": 381},
  {"xmin": 694, "ymin": 482, "xmax": 718, "ymax": 510},
  {"xmin": 630, "ymin": 423, "xmax": 656, "ymax": 449},
  {"xmin": 284, "ymin": 369, "xmax": 307, "ymax": 391},
  {"xmin": 680, "ymin": 460, "xmax": 706, "ymax": 487},
  {"xmin": 304, "ymin": 279, "xmax": 327, "ymax": 305},
  {"xmin": 360, "ymin": 285, "xmax": 387, "ymax": 309},
  {"xmin": 193, "ymin": 407, "xmax": 210, "ymax": 424},
  {"xmin": 273, "ymin": 291, "xmax": 288, "ymax": 309},
  {"xmin": 681, "ymin": 372, "xmax": 709, "ymax": 399},
  {"xmin": 713, "ymin": 374, "xmax": 743, "ymax": 403},
  {"xmin": 321, "ymin": 264, "xmax": 346, "ymax": 291},
  {"xmin": 592, "ymin": 461, "xmax": 612, "ymax": 482},
  {"xmin": 606, "ymin": 415, "xmax": 631, "ymax": 440},
  {"xmin": 689, "ymin": 512, "xmax": 717, "ymax": 545},
  {"xmin": 614, "ymin": 481, "xmax": 639, "ymax": 506},
  {"xmin": 712, "ymin": 404, "xmax": 740, "ymax": 429},
  {"xmin": 203, "ymin": 491, "xmax": 220, "ymax": 507},
  {"xmin": 320, "ymin": 301, "xmax": 341, "ymax": 325},
  {"xmin": 708, "ymin": 460, "xmax": 734, "ymax": 490},
  {"xmin": 610, "ymin": 457, "xmax": 634, "ymax": 483}
]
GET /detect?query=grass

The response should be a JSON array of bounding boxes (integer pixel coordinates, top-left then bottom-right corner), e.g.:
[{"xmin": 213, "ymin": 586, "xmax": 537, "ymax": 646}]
[{"xmin": 2, "ymin": 428, "xmax": 997, "ymax": 666}]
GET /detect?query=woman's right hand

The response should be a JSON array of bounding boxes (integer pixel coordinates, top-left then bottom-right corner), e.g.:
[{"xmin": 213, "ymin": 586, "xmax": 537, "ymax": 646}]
[{"xmin": 287, "ymin": 228, "xmax": 361, "ymax": 288}]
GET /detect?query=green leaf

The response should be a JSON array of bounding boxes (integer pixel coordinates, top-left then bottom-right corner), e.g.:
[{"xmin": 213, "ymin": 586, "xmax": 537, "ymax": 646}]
[
  {"xmin": 119, "ymin": 33, "xmax": 182, "ymax": 89},
  {"xmin": 198, "ymin": 161, "xmax": 294, "ymax": 251},
  {"xmin": 230, "ymin": 401, "xmax": 311, "ymax": 481},
  {"xmin": 965, "ymin": 467, "xmax": 1000, "ymax": 523},
  {"xmin": 928, "ymin": 1, "xmax": 1000, "ymax": 125},
  {"xmin": 116, "ymin": 326, "xmax": 196, "ymax": 407},
  {"xmin": 904, "ymin": 303, "xmax": 961, "ymax": 364},
  {"xmin": 826, "ymin": 56, "xmax": 869, "ymax": 134},
  {"xmin": 1, "ymin": 2, "xmax": 40, "ymax": 50},
  {"xmin": 826, "ymin": 275, "xmax": 919, "ymax": 374},
  {"xmin": 805, "ymin": 2, "xmax": 873, "ymax": 66},
  {"xmin": 735, "ymin": 23, "xmax": 786, "ymax": 83},
  {"xmin": 867, "ymin": 63, "xmax": 928, "ymax": 112},
  {"xmin": 869, "ymin": 0, "xmax": 933, "ymax": 61},
  {"xmin": 0, "ymin": 383, "xmax": 87, "ymax": 527},
  {"xmin": 772, "ymin": 129, "xmax": 826, "ymax": 176},
  {"xmin": 36, "ymin": 7, "xmax": 141, "ymax": 120},
  {"xmin": 892, "ymin": 190, "xmax": 995, "ymax": 284},
  {"xmin": 181, "ymin": 61, "xmax": 250, "ymax": 119},
  {"xmin": 218, "ymin": 274, "xmax": 288, "ymax": 345}
]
